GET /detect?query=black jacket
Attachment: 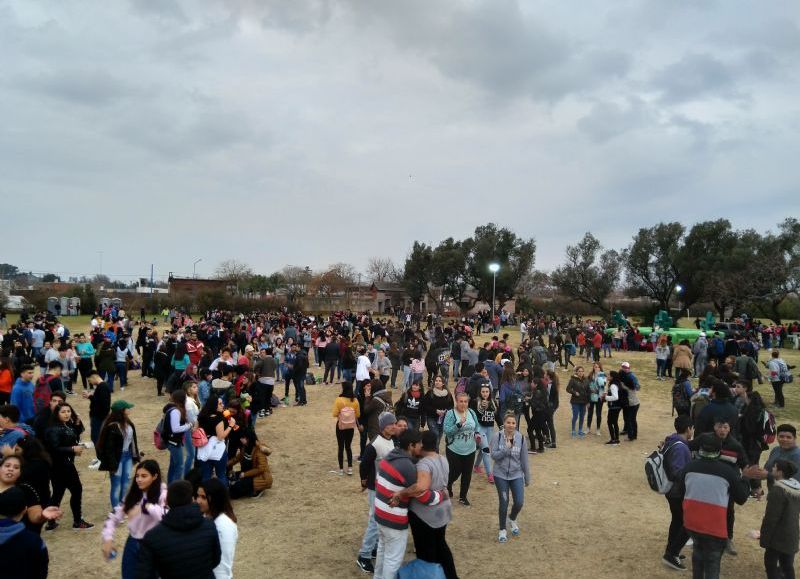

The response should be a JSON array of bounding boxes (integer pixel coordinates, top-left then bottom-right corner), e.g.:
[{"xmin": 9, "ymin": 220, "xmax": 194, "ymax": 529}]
[
  {"xmin": 44, "ymin": 422, "xmax": 83, "ymax": 467},
  {"xmin": 89, "ymin": 382, "xmax": 111, "ymax": 420},
  {"xmin": 136, "ymin": 504, "xmax": 221, "ymax": 579},
  {"xmin": 97, "ymin": 421, "xmax": 140, "ymax": 473}
]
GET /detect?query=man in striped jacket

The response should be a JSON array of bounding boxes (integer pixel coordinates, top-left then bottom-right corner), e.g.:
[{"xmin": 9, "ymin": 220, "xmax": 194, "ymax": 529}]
[
  {"xmin": 676, "ymin": 434, "xmax": 749, "ymax": 579},
  {"xmin": 374, "ymin": 430, "xmax": 448, "ymax": 579}
]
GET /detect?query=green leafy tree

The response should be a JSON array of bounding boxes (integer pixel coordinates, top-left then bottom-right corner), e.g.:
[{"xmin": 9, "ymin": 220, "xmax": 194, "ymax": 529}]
[
  {"xmin": 675, "ymin": 219, "xmax": 737, "ymax": 312},
  {"xmin": 465, "ymin": 224, "xmax": 536, "ymax": 309},
  {"xmin": 403, "ymin": 242, "xmax": 434, "ymax": 312},
  {"xmin": 0, "ymin": 264, "xmax": 19, "ymax": 279},
  {"xmin": 431, "ymin": 238, "xmax": 473, "ymax": 314},
  {"xmin": 551, "ymin": 232, "xmax": 622, "ymax": 313},
  {"xmin": 623, "ymin": 222, "xmax": 685, "ymax": 310}
]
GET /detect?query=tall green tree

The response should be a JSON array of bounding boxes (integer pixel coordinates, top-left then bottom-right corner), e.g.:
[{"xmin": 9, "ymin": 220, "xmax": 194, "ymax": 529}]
[
  {"xmin": 551, "ymin": 232, "xmax": 622, "ymax": 313},
  {"xmin": 431, "ymin": 238, "xmax": 472, "ymax": 313},
  {"xmin": 465, "ymin": 224, "xmax": 536, "ymax": 309},
  {"xmin": 676, "ymin": 219, "xmax": 737, "ymax": 312},
  {"xmin": 624, "ymin": 222, "xmax": 685, "ymax": 310},
  {"xmin": 403, "ymin": 242, "xmax": 434, "ymax": 312}
]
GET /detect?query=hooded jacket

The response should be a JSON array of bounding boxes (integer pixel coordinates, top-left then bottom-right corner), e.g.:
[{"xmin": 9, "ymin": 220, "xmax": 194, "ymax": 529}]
[
  {"xmin": 136, "ymin": 503, "xmax": 221, "ymax": 579},
  {"xmin": 760, "ymin": 477, "xmax": 800, "ymax": 554},
  {"xmin": 0, "ymin": 518, "xmax": 49, "ymax": 579}
]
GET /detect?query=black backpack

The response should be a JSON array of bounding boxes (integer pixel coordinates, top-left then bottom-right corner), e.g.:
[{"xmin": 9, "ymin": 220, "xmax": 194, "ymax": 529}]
[{"xmin": 672, "ymin": 380, "xmax": 690, "ymax": 414}]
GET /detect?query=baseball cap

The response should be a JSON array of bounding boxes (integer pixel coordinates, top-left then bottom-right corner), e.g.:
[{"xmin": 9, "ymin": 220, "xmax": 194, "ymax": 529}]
[
  {"xmin": 111, "ymin": 400, "xmax": 135, "ymax": 412},
  {"xmin": 620, "ymin": 362, "xmax": 631, "ymax": 369}
]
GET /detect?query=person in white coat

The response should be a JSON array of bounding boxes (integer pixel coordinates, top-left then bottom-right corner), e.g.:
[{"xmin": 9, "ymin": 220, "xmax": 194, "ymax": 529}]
[{"xmin": 197, "ymin": 478, "xmax": 238, "ymax": 579}]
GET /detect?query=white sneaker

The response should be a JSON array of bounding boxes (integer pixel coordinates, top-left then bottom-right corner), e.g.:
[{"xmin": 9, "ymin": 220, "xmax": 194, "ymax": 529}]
[
  {"xmin": 595, "ymin": 429, "xmax": 601, "ymax": 436},
  {"xmin": 685, "ymin": 538, "xmax": 693, "ymax": 547},
  {"xmin": 88, "ymin": 458, "xmax": 101, "ymax": 470},
  {"xmin": 338, "ymin": 469, "xmax": 344, "ymax": 476},
  {"xmin": 508, "ymin": 518, "xmax": 520, "ymax": 537},
  {"xmin": 498, "ymin": 529, "xmax": 508, "ymax": 543}
]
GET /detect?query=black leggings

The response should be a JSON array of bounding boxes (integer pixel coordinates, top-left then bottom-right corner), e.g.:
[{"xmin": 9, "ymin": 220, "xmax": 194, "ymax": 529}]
[
  {"xmin": 623, "ymin": 404, "xmax": 639, "ymax": 440},
  {"xmin": 446, "ymin": 448, "xmax": 475, "ymax": 500},
  {"xmin": 77, "ymin": 358, "xmax": 93, "ymax": 389},
  {"xmin": 587, "ymin": 400, "xmax": 604, "ymax": 430},
  {"xmin": 607, "ymin": 407, "xmax": 621, "ymax": 441},
  {"xmin": 409, "ymin": 510, "xmax": 459, "ymax": 579},
  {"xmin": 51, "ymin": 463, "xmax": 83, "ymax": 525},
  {"xmin": 336, "ymin": 426, "xmax": 355, "ymax": 469}
]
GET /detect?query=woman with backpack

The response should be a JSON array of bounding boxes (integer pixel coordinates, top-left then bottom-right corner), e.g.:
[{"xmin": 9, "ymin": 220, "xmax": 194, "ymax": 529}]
[
  {"xmin": 96, "ymin": 400, "xmax": 140, "ymax": 509},
  {"xmin": 498, "ymin": 365, "xmax": 523, "ymax": 425},
  {"xmin": 443, "ymin": 392, "xmax": 479, "ymax": 507},
  {"xmin": 45, "ymin": 401, "xmax": 93, "ymax": 529},
  {"xmin": 422, "ymin": 375, "xmax": 454, "ymax": 452},
  {"xmin": 331, "ymin": 381, "xmax": 361, "ymax": 476},
  {"xmin": 586, "ymin": 362, "xmax": 606, "ymax": 436},
  {"xmin": 471, "ymin": 384, "xmax": 498, "ymax": 483},
  {"xmin": 101, "ymin": 460, "xmax": 166, "ymax": 579},
  {"xmin": 491, "ymin": 411, "xmax": 530, "ymax": 544},
  {"xmin": 163, "ymin": 390, "xmax": 192, "ymax": 484}
]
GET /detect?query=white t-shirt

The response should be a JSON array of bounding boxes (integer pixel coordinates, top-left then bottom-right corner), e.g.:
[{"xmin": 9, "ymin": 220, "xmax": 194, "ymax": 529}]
[{"xmin": 356, "ymin": 355, "xmax": 372, "ymax": 381}]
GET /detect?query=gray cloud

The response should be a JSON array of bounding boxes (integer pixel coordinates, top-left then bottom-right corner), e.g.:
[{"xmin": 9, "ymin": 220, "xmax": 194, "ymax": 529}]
[{"xmin": 1, "ymin": 0, "xmax": 797, "ymax": 280}]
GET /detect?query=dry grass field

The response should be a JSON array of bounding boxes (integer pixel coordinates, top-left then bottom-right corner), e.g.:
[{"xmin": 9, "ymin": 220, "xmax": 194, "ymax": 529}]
[{"xmin": 33, "ymin": 317, "xmax": 800, "ymax": 579}]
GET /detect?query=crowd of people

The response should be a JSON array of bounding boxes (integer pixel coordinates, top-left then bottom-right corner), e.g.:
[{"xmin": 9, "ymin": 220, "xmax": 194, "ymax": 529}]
[{"xmin": 0, "ymin": 305, "xmax": 798, "ymax": 578}]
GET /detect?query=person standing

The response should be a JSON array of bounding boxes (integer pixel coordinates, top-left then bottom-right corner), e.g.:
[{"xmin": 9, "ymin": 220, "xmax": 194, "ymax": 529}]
[
  {"xmin": 766, "ymin": 350, "xmax": 794, "ymax": 409},
  {"xmin": 490, "ymin": 412, "xmax": 530, "ymax": 543},
  {"xmin": 96, "ymin": 400, "xmax": 140, "ymax": 509},
  {"xmin": 675, "ymin": 435, "xmax": 749, "ymax": 579},
  {"xmin": 443, "ymin": 392, "xmax": 479, "ymax": 507},
  {"xmin": 566, "ymin": 366, "xmax": 590, "ymax": 437},
  {"xmin": 136, "ymin": 480, "xmax": 221, "ymax": 579},
  {"xmin": 331, "ymin": 381, "xmax": 361, "ymax": 476},
  {"xmin": 661, "ymin": 415, "xmax": 693, "ymax": 571},
  {"xmin": 85, "ymin": 371, "xmax": 111, "ymax": 454},
  {"xmin": 759, "ymin": 460, "xmax": 800, "ymax": 579},
  {"xmin": 374, "ymin": 430, "xmax": 447, "ymax": 579},
  {"xmin": 196, "ymin": 478, "xmax": 238, "ymax": 579},
  {"xmin": 10, "ymin": 365, "xmax": 35, "ymax": 424}
]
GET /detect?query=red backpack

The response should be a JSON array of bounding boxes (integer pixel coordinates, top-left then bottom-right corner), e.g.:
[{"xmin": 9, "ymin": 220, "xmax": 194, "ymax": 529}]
[{"xmin": 33, "ymin": 376, "xmax": 55, "ymax": 414}]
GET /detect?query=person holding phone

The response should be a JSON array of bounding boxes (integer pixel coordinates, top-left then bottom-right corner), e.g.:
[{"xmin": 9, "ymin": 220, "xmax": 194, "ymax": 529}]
[{"xmin": 491, "ymin": 412, "xmax": 530, "ymax": 543}]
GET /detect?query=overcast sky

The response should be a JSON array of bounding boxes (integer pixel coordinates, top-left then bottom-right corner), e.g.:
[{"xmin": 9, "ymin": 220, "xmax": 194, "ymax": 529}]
[{"xmin": 2, "ymin": 0, "xmax": 798, "ymax": 282}]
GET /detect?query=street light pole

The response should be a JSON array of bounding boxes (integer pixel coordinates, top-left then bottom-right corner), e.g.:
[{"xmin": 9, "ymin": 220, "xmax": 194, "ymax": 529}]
[
  {"xmin": 193, "ymin": 258, "xmax": 202, "ymax": 279},
  {"xmin": 489, "ymin": 263, "xmax": 500, "ymax": 330}
]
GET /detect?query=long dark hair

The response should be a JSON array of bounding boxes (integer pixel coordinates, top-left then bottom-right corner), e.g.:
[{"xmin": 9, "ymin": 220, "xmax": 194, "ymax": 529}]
[
  {"xmin": 198, "ymin": 478, "xmax": 237, "ymax": 523},
  {"xmin": 96, "ymin": 408, "xmax": 132, "ymax": 454},
  {"xmin": 49, "ymin": 402, "xmax": 77, "ymax": 427},
  {"xmin": 123, "ymin": 460, "xmax": 163, "ymax": 515},
  {"xmin": 199, "ymin": 393, "xmax": 220, "ymax": 419},
  {"xmin": 170, "ymin": 390, "xmax": 187, "ymax": 423},
  {"xmin": 339, "ymin": 381, "xmax": 355, "ymax": 402},
  {"xmin": 16, "ymin": 435, "xmax": 51, "ymax": 466},
  {"xmin": 174, "ymin": 341, "xmax": 188, "ymax": 360}
]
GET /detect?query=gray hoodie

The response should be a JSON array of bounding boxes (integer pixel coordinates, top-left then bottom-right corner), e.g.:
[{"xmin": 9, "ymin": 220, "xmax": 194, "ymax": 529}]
[{"xmin": 490, "ymin": 430, "xmax": 530, "ymax": 484}]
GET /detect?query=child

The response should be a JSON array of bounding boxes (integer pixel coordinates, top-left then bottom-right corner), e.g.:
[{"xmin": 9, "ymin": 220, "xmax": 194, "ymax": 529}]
[{"xmin": 760, "ymin": 459, "xmax": 800, "ymax": 579}]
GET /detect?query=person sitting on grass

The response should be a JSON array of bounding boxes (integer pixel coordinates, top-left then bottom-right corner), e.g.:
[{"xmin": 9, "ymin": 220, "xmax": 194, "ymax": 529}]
[{"xmin": 227, "ymin": 428, "xmax": 272, "ymax": 500}]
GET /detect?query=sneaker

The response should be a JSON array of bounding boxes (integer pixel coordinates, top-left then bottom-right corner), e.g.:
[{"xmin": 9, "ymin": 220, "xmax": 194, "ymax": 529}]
[
  {"xmin": 346, "ymin": 467, "xmax": 353, "ymax": 476},
  {"xmin": 73, "ymin": 520, "xmax": 94, "ymax": 530},
  {"xmin": 487, "ymin": 474, "xmax": 495, "ymax": 484},
  {"xmin": 120, "ymin": 386, "xmax": 125, "ymax": 391},
  {"xmin": 473, "ymin": 465, "xmax": 483, "ymax": 474},
  {"xmin": 337, "ymin": 469, "xmax": 344, "ymax": 476},
  {"xmin": 595, "ymin": 429, "xmax": 601, "ymax": 436},
  {"xmin": 508, "ymin": 518, "xmax": 520, "ymax": 537},
  {"xmin": 725, "ymin": 540, "xmax": 737, "ymax": 556},
  {"xmin": 253, "ymin": 490, "xmax": 265, "ymax": 499},
  {"xmin": 498, "ymin": 529, "xmax": 508, "ymax": 543},
  {"xmin": 605, "ymin": 440, "xmax": 620, "ymax": 446},
  {"xmin": 571, "ymin": 431, "xmax": 577, "ymax": 438},
  {"xmin": 578, "ymin": 431, "xmax": 586, "ymax": 437},
  {"xmin": 458, "ymin": 498, "xmax": 471, "ymax": 507},
  {"xmin": 45, "ymin": 520, "xmax": 58, "ymax": 532},
  {"xmin": 547, "ymin": 443, "xmax": 557, "ymax": 449},
  {"xmin": 661, "ymin": 555, "xmax": 686, "ymax": 571},
  {"xmin": 356, "ymin": 557, "xmax": 375, "ymax": 573}
]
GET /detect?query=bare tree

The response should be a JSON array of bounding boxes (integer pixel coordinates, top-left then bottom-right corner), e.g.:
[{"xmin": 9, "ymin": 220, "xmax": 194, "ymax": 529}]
[
  {"xmin": 309, "ymin": 263, "xmax": 358, "ymax": 296},
  {"xmin": 366, "ymin": 257, "xmax": 400, "ymax": 283},
  {"xmin": 214, "ymin": 259, "xmax": 253, "ymax": 293},
  {"xmin": 280, "ymin": 265, "xmax": 312, "ymax": 303}
]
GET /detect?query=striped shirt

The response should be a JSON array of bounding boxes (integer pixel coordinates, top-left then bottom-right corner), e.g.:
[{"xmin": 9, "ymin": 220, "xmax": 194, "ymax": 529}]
[
  {"xmin": 681, "ymin": 458, "xmax": 749, "ymax": 539},
  {"xmin": 375, "ymin": 448, "xmax": 445, "ymax": 530}
]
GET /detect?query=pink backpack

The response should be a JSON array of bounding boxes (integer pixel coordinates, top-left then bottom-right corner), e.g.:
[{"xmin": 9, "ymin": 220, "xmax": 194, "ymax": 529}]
[{"xmin": 337, "ymin": 406, "xmax": 357, "ymax": 430}]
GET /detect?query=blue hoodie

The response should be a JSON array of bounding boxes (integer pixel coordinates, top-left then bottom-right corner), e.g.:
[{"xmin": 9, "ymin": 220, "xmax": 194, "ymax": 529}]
[
  {"xmin": 0, "ymin": 518, "xmax": 49, "ymax": 579},
  {"xmin": 10, "ymin": 378, "xmax": 35, "ymax": 423},
  {"xmin": 0, "ymin": 422, "xmax": 35, "ymax": 450}
]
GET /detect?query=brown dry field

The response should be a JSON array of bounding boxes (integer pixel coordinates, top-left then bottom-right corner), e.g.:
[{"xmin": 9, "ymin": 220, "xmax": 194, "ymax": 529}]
[{"xmin": 41, "ymin": 325, "xmax": 800, "ymax": 579}]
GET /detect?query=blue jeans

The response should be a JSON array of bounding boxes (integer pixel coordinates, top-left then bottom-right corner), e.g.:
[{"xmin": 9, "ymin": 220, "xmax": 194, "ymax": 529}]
[
  {"xmin": 403, "ymin": 365, "xmax": 412, "ymax": 390},
  {"xmin": 293, "ymin": 375, "xmax": 307, "ymax": 404},
  {"xmin": 474, "ymin": 424, "xmax": 494, "ymax": 473},
  {"xmin": 167, "ymin": 442, "xmax": 186, "ymax": 484},
  {"xmin": 571, "ymin": 402, "xmax": 587, "ymax": 433},
  {"xmin": 358, "ymin": 489, "xmax": 378, "ymax": 559},
  {"xmin": 121, "ymin": 536, "xmax": 141, "ymax": 579},
  {"xmin": 690, "ymin": 532, "xmax": 726, "ymax": 579},
  {"xmin": 183, "ymin": 432, "xmax": 196, "ymax": 477},
  {"xmin": 656, "ymin": 358, "xmax": 667, "ymax": 377},
  {"xmin": 200, "ymin": 449, "xmax": 228, "ymax": 488},
  {"xmin": 115, "ymin": 361, "xmax": 128, "ymax": 387},
  {"xmin": 101, "ymin": 369, "xmax": 116, "ymax": 392},
  {"xmin": 342, "ymin": 368, "xmax": 354, "ymax": 383},
  {"xmin": 110, "ymin": 450, "xmax": 133, "ymax": 508},
  {"xmin": 452, "ymin": 359, "xmax": 461, "ymax": 378},
  {"xmin": 495, "ymin": 476, "xmax": 525, "ymax": 530}
]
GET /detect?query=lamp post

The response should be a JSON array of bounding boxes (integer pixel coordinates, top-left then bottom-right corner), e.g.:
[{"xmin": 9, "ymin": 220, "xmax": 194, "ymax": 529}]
[
  {"xmin": 675, "ymin": 284, "xmax": 686, "ymax": 319},
  {"xmin": 193, "ymin": 258, "xmax": 202, "ymax": 279},
  {"xmin": 489, "ymin": 263, "xmax": 500, "ymax": 329}
]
